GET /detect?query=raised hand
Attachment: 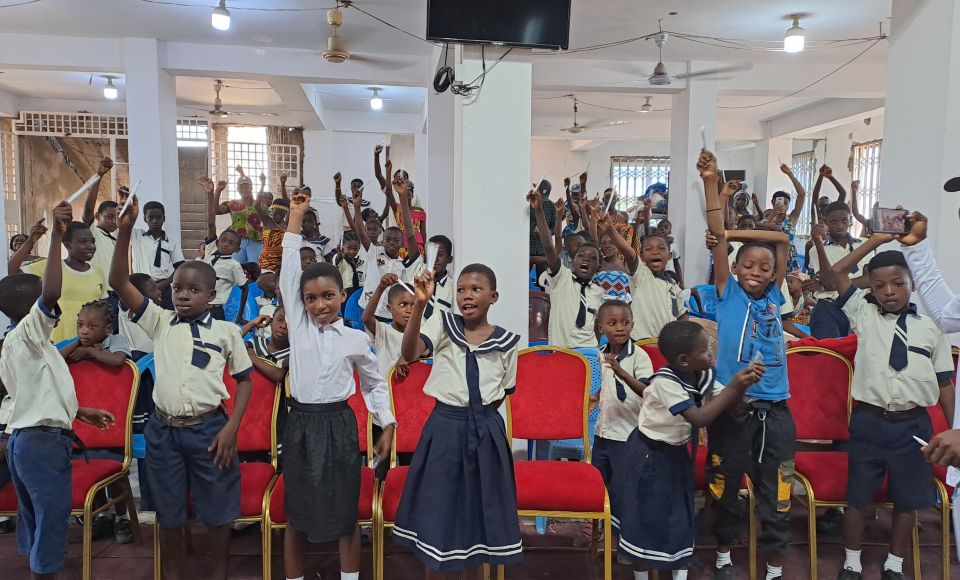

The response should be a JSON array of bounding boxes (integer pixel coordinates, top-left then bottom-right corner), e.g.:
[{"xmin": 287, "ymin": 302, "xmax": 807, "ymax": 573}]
[
  {"xmin": 235, "ymin": 164, "xmax": 245, "ymax": 177},
  {"xmin": 374, "ymin": 144, "xmax": 384, "ymax": 156},
  {"xmin": 290, "ymin": 188, "xmax": 311, "ymax": 214},
  {"xmin": 259, "ymin": 173, "xmax": 267, "ymax": 187},
  {"xmin": 704, "ymin": 230, "xmax": 719, "ymax": 250},
  {"xmin": 118, "ymin": 196, "xmax": 139, "ymax": 231},
  {"xmin": 820, "ymin": 165, "xmax": 833, "ymax": 178},
  {"xmin": 334, "ymin": 172, "xmax": 342, "ymax": 185},
  {"xmin": 897, "ymin": 211, "xmax": 928, "ymax": 247},
  {"xmin": 526, "ymin": 189, "xmax": 542, "ymax": 210},
  {"xmin": 721, "ymin": 180, "xmax": 741, "ymax": 199},
  {"xmin": 696, "ymin": 150, "xmax": 718, "ymax": 177},
  {"xmin": 811, "ymin": 223, "xmax": 828, "ymax": 245},
  {"xmin": 51, "ymin": 201, "xmax": 73, "ymax": 235},
  {"xmin": 379, "ymin": 273, "xmax": 400, "ymax": 290},
  {"xmin": 413, "ymin": 270, "xmax": 435, "ymax": 303},
  {"xmin": 29, "ymin": 218, "xmax": 48, "ymax": 242},
  {"xmin": 216, "ymin": 180, "xmax": 227, "ymax": 193},
  {"xmin": 393, "ymin": 175, "xmax": 410, "ymax": 200},
  {"xmin": 554, "ymin": 198, "xmax": 566, "ymax": 218},
  {"xmin": 779, "ymin": 163, "xmax": 794, "ymax": 176},
  {"xmin": 197, "ymin": 176, "xmax": 215, "ymax": 194},
  {"xmin": 97, "ymin": 157, "xmax": 114, "ymax": 176},
  {"xmin": 279, "ymin": 173, "xmax": 288, "ymax": 185},
  {"xmin": 850, "ymin": 180, "xmax": 860, "ymax": 194}
]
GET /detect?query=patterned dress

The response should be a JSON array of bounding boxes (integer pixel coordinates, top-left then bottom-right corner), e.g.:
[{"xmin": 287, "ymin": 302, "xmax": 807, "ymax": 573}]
[
  {"xmin": 258, "ymin": 229, "xmax": 284, "ymax": 272},
  {"xmin": 779, "ymin": 218, "xmax": 800, "ymax": 272},
  {"xmin": 228, "ymin": 201, "xmax": 264, "ymax": 242}
]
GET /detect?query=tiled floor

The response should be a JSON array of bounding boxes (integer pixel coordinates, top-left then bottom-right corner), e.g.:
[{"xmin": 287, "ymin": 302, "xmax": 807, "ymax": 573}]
[{"xmin": 0, "ymin": 508, "xmax": 956, "ymax": 579}]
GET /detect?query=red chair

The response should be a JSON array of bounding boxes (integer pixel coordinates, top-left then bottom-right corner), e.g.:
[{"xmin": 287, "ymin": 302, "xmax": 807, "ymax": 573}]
[
  {"xmin": 635, "ymin": 338, "xmax": 668, "ymax": 371},
  {"xmin": 507, "ymin": 347, "xmax": 612, "ymax": 580},
  {"xmin": 264, "ymin": 371, "xmax": 378, "ymax": 580},
  {"xmin": 151, "ymin": 365, "xmax": 281, "ymax": 580},
  {"xmin": 786, "ymin": 346, "xmax": 920, "ymax": 580},
  {"xmin": 927, "ymin": 404, "xmax": 953, "ymax": 579},
  {"xmin": 373, "ymin": 361, "xmax": 434, "ymax": 580},
  {"xmin": 0, "ymin": 360, "xmax": 141, "ymax": 580}
]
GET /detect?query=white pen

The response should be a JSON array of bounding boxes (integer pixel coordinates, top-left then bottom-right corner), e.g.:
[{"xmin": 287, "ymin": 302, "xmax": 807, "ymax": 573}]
[
  {"xmin": 913, "ymin": 435, "xmax": 929, "ymax": 447},
  {"xmin": 700, "ymin": 125, "xmax": 708, "ymax": 151},
  {"xmin": 66, "ymin": 174, "xmax": 102, "ymax": 204}
]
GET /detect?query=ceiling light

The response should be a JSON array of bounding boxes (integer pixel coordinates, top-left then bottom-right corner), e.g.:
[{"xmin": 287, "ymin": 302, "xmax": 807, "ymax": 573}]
[
  {"xmin": 211, "ymin": 0, "xmax": 231, "ymax": 31},
  {"xmin": 783, "ymin": 16, "xmax": 805, "ymax": 53},
  {"xmin": 640, "ymin": 96, "xmax": 653, "ymax": 113},
  {"xmin": 103, "ymin": 76, "xmax": 118, "ymax": 100},
  {"xmin": 369, "ymin": 88, "xmax": 383, "ymax": 111}
]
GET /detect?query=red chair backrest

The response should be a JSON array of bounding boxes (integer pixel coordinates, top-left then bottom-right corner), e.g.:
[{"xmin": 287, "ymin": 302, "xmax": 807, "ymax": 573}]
[
  {"xmin": 70, "ymin": 359, "xmax": 139, "ymax": 449},
  {"xmin": 347, "ymin": 371, "xmax": 370, "ymax": 456},
  {"xmin": 528, "ymin": 291, "xmax": 550, "ymax": 343},
  {"xmin": 637, "ymin": 341, "xmax": 668, "ymax": 371},
  {"xmin": 389, "ymin": 361, "xmax": 434, "ymax": 454},
  {"xmin": 222, "ymin": 367, "xmax": 280, "ymax": 454},
  {"xmin": 509, "ymin": 347, "xmax": 589, "ymax": 442},
  {"xmin": 929, "ymin": 405, "xmax": 951, "ymax": 436},
  {"xmin": 952, "ymin": 347, "xmax": 958, "ymax": 385},
  {"xmin": 786, "ymin": 347, "xmax": 853, "ymax": 441}
]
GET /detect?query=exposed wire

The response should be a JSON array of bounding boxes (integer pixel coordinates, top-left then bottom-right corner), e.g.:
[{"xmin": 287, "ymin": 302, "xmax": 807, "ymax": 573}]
[
  {"xmin": 139, "ymin": 0, "xmax": 335, "ymax": 11},
  {"xmin": 345, "ymin": 2, "xmax": 437, "ymax": 45},
  {"xmin": 0, "ymin": 0, "xmax": 44, "ymax": 7}
]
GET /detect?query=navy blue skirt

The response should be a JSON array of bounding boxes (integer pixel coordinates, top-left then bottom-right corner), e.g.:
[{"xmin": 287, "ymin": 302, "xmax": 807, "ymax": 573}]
[
  {"xmin": 392, "ymin": 402, "xmax": 523, "ymax": 572},
  {"xmin": 611, "ymin": 429, "xmax": 695, "ymax": 569}
]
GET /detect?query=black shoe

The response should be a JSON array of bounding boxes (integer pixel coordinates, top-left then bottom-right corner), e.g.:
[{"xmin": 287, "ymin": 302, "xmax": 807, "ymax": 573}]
[
  {"xmin": 880, "ymin": 571, "xmax": 904, "ymax": 580},
  {"xmin": 714, "ymin": 564, "xmax": 737, "ymax": 579},
  {"xmin": 0, "ymin": 518, "xmax": 13, "ymax": 534},
  {"xmin": 818, "ymin": 508, "xmax": 844, "ymax": 536},
  {"xmin": 91, "ymin": 515, "xmax": 114, "ymax": 541},
  {"xmin": 837, "ymin": 568, "xmax": 862, "ymax": 580},
  {"xmin": 114, "ymin": 518, "xmax": 133, "ymax": 545}
]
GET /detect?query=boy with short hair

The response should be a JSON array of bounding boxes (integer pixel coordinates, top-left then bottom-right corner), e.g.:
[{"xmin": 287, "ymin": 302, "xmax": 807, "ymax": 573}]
[
  {"xmin": 334, "ymin": 233, "xmax": 363, "ymax": 296},
  {"xmin": 421, "ymin": 234, "xmax": 454, "ymax": 319},
  {"xmin": 200, "ymin": 176, "xmax": 248, "ymax": 320},
  {"xmin": 363, "ymin": 273, "xmax": 415, "ymax": 382},
  {"xmin": 131, "ymin": 200, "xmax": 185, "ymax": 310},
  {"xmin": 80, "ymin": 158, "xmax": 116, "ymax": 299},
  {"xmin": 110, "ymin": 196, "xmax": 254, "ymax": 580},
  {"xmin": 811, "ymin": 224, "xmax": 955, "ymax": 580},
  {"xmin": 1, "ymin": 201, "xmax": 115, "ymax": 580},
  {"xmin": 701, "ymin": 150, "xmax": 794, "ymax": 580}
]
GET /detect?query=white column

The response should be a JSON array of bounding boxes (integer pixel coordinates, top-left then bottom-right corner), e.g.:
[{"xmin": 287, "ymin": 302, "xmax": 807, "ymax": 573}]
[
  {"xmin": 454, "ymin": 57, "xmax": 531, "ymax": 341},
  {"xmin": 669, "ymin": 66, "xmax": 717, "ymax": 287},
  {"xmin": 122, "ymin": 38, "xmax": 181, "ymax": 235},
  {"xmin": 426, "ymin": 89, "xmax": 456, "ymax": 244},
  {"xmin": 302, "ymin": 129, "xmax": 342, "ymax": 241},
  {"xmin": 752, "ymin": 137, "xmax": 794, "ymax": 206},
  {"xmin": 881, "ymin": 0, "xmax": 960, "ymax": 290}
]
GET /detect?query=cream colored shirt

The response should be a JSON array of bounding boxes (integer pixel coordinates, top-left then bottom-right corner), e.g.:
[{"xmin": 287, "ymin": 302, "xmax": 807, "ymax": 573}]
[
  {"xmin": 419, "ymin": 312, "xmax": 520, "ymax": 407},
  {"xmin": 358, "ymin": 245, "xmax": 420, "ymax": 320},
  {"xmin": 200, "ymin": 238, "xmax": 247, "ymax": 306},
  {"xmin": 838, "ymin": 286, "xmax": 955, "ymax": 410},
  {"xmin": 374, "ymin": 320, "xmax": 405, "ymax": 381},
  {"xmin": 129, "ymin": 300, "xmax": 252, "ymax": 416},
  {"xmin": 90, "ymin": 226, "xmax": 117, "ymax": 296},
  {"xmin": 595, "ymin": 342, "xmax": 653, "ymax": 442},
  {"xmin": 637, "ymin": 368, "xmax": 723, "ymax": 446},
  {"xmin": 808, "ymin": 236, "xmax": 873, "ymax": 300},
  {"xmin": 540, "ymin": 265, "xmax": 604, "ymax": 348},
  {"xmin": 131, "ymin": 229, "xmax": 185, "ymax": 281},
  {"xmin": 629, "ymin": 263, "xmax": 688, "ymax": 341},
  {"xmin": 1, "ymin": 301, "xmax": 78, "ymax": 430},
  {"xmin": 119, "ymin": 306, "xmax": 154, "ymax": 354}
]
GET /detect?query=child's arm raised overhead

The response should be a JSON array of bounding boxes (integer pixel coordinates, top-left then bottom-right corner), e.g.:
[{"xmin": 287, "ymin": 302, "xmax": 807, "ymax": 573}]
[
  {"xmin": 352, "ymin": 185, "xmax": 372, "ymax": 251},
  {"xmin": 363, "ymin": 273, "xmax": 398, "ymax": 334},
  {"xmin": 401, "ymin": 270, "xmax": 435, "ymax": 362},
  {"xmin": 529, "ymin": 189, "xmax": 561, "ymax": 274},
  {"xmin": 552, "ymin": 200, "xmax": 566, "ymax": 256},
  {"xmin": 601, "ymin": 212, "xmax": 639, "ymax": 274},
  {"xmin": 278, "ymin": 173, "xmax": 289, "ymax": 202},
  {"xmin": 8, "ymin": 218, "xmax": 47, "ymax": 274},
  {"xmin": 279, "ymin": 189, "xmax": 311, "ymax": 307},
  {"xmin": 110, "ymin": 197, "xmax": 147, "ymax": 311},
  {"xmin": 724, "ymin": 228, "xmax": 791, "ymax": 288},
  {"xmin": 781, "ymin": 163, "xmax": 807, "ymax": 226},
  {"xmin": 700, "ymin": 150, "xmax": 731, "ymax": 294},
  {"xmin": 43, "ymin": 202, "xmax": 72, "ymax": 311},
  {"xmin": 849, "ymin": 180, "xmax": 871, "ymax": 232},
  {"xmin": 380, "ymin": 158, "xmax": 399, "ymax": 224},
  {"xmin": 198, "ymin": 176, "xmax": 222, "ymax": 241},
  {"xmin": 681, "ymin": 362, "xmax": 764, "ymax": 429},
  {"xmin": 374, "ymin": 144, "xmax": 387, "ymax": 190},
  {"xmin": 811, "ymin": 168, "xmax": 825, "ymax": 225},
  {"xmin": 394, "ymin": 176, "xmax": 420, "ymax": 262},
  {"xmin": 825, "ymin": 165, "xmax": 847, "ymax": 203},
  {"xmin": 81, "ymin": 157, "xmax": 113, "ymax": 226},
  {"xmin": 811, "ymin": 223, "xmax": 891, "ymax": 296}
]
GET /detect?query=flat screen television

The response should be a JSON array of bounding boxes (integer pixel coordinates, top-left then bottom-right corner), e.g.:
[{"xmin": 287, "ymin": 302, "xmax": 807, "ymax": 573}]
[{"xmin": 426, "ymin": 0, "xmax": 572, "ymax": 50}]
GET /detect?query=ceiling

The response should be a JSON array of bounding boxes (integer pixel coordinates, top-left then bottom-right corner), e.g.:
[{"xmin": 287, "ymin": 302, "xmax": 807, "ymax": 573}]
[{"xmin": 0, "ymin": 0, "xmax": 893, "ymax": 138}]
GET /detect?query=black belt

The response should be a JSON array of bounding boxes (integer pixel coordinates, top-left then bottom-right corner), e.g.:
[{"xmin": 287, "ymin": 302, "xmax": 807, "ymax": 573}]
[
  {"xmin": 287, "ymin": 398, "xmax": 348, "ymax": 413},
  {"xmin": 154, "ymin": 407, "xmax": 224, "ymax": 428},
  {"xmin": 14, "ymin": 425, "xmax": 87, "ymax": 455},
  {"xmin": 855, "ymin": 402, "xmax": 925, "ymax": 422}
]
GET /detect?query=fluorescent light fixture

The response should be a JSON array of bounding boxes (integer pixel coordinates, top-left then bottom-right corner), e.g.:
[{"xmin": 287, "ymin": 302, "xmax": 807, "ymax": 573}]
[
  {"xmin": 784, "ymin": 17, "xmax": 805, "ymax": 53},
  {"xmin": 369, "ymin": 88, "xmax": 383, "ymax": 111},
  {"xmin": 103, "ymin": 77, "xmax": 118, "ymax": 100},
  {"xmin": 212, "ymin": 0, "xmax": 231, "ymax": 31}
]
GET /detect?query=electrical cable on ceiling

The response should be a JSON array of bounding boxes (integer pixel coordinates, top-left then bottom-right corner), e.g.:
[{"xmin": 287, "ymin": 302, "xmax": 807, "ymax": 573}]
[
  {"xmin": 139, "ymin": 0, "xmax": 335, "ymax": 11},
  {"xmin": 0, "ymin": 0, "xmax": 44, "ymax": 7}
]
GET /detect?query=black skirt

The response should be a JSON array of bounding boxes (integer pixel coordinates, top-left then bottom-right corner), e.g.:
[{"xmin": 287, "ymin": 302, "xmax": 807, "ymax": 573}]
[
  {"xmin": 392, "ymin": 402, "xmax": 523, "ymax": 572},
  {"xmin": 611, "ymin": 429, "xmax": 695, "ymax": 569},
  {"xmin": 283, "ymin": 399, "xmax": 360, "ymax": 543}
]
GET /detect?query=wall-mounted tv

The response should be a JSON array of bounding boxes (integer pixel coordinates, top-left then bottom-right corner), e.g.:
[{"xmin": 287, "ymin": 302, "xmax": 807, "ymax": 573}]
[{"xmin": 426, "ymin": 0, "xmax": 572, "ymax": 50}]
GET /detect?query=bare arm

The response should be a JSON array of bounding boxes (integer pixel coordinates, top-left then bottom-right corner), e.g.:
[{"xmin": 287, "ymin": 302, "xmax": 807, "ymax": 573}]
[
  {"xmin": 552, "ymin": 202, "xmax": 566, "ymax": 256},
  {"xmin": 401, "ymin": 271, "xmax": 433, "ymax": 362},
  {"xmin": 530, "ymin": 191, "xmax": 561, "ymax": 273},
  {"xmin": 782, "ymin": 319, "xmax": 810, "ymax": 339},
  {"xmin": 352, "ymin": 189, "xmax": 372, "ymax": 251},
  {"xmin": 374, "ymin": 144, "xmax": 386, "ymax": 190},
  {"xmin": 700, "ymin": 151, "xmax": 730, "ymax": 294},
  {"xmin": 940, "ymin": 382, "xmax": 955, "ymax": 434},
  {"xmin": 602, "ymin": 214, "xmax": 639, "ymax": 274},
  {"xmin": 82, "ymin": 158, "xmax": 113, "ymax": 226},
  {"xmin": 849, "ymin": 181, "xmax": 870, "ymax": 230},
  {"xmin": 780, "ymin": 164, "xmax": 806, "ymax": 225},
  {"xmin": 811, "ymin": 172, "xmax": 825, "ymax": 225},
  {"xmin": 8, "ymin": 219, "xmax": 46, "ymax": 274},
  {"xmin": 198, "ymin": 177, "xmax": 221, "ymax": 240},
  {"xmin": 43, "ymin": 202, "xmax": 72, "ymax": 311},
  {"xmin": 394, "ymin": 178, "xmax": 420, "ymax": 262},
  {"xmin": 363, "ymin": 274, "xmax": 396, "ymax": 334},
  {"xmin": 673, "ymin": 257, "xmax": 684, "ymax": 289},
  {"xmin": 247, "ymin": 350, "xmax": 287, "ymax": 384},
  {"xmin": 750, "ymin": 193, "xmax": 764, "ymax": 218},
  {"xmin": 83, "ymin": 347, "xmax": 128, "ymax": 367},
  {"xmin": 109, "ymin": 197, "xmax": 147, "ymax": 311},
  {"xmin": 681, "ymin": 365, "xmax": 760, "ymax": 428}
]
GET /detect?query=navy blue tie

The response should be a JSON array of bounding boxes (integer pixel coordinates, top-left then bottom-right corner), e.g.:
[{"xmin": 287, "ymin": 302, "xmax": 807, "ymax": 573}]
[
  {"xmin": 889, "ymin": 312, "xmax": 909, "ymax": 371},
  {"xmin": 574, "ymin": 277, "xmax": 590, "ymax": 328}
]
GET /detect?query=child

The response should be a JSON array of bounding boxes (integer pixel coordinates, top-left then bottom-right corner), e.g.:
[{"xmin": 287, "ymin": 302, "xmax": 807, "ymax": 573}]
[
  {"xmin": 12, "ymin": 221, "xmax": 108, "ymax": 345},
  {"xmin": 244, "ymin": 305, "xmax": 289, "ymax": 384},
  {"xmin": 280, "ymin": 190, "xmax": 394, "ymax": 580},
  {"xmin": 592, "ymin": 301, "xmax": 653, "ymax": 513},
  {"xmin": 120, "ymin": 274, "xmax": 161, "ymax": 358},
  {"xmin": 80, "ymin": 158, "xmax": 116, "ymax": 291},
  {"xmin": 655, "ymin": 218, "xmax": 684, "ymax": 288},
  {"xmin": 254, "ymin": 271, "xmax": 279, "ymax": 339},
  {"xmin": 363, "ymin": 273, "xmax": 414, "ymax": 381},
  {"xmin": 0, "ymin": 201, "xmax": 115, "ymax": 579},
  {"xmin": 335, "ymin": 232, "xmax": 363, "ymax": 296},
  {"xmin": 530, "ymin": 188, "xmax": 603, "ymax": 348},
  {"xmin": 59, "ymin": 299, "xmax": 131, "ymax": 367},
  {"xmin": 8, "ymin": 232, "xmax": 42, "ymax": 267},
  {"xmin": 200, "ymin": 176, "xmax": 247, "ymax": 320},
  {"xmin": 612, "ymin": 321, "xmax": 763, "ymax": 579},
  {"xmin": 810, "ymin": 224, "xmax": 955, "ymax": 580},
  {"xmin": 300, "ymin": 208, "xmax": 332, "ymax": 261},
  {"xmin": 700, "ymin": 149, "xmax": 794, "ymax": 580},
  {"xmin": 395, "ymin": 264, "xmax": 523, "ymax": 577},
  {"xmin": 110, "ymin": 196, "xmax": 253, "ymax": 580},
  {"xmin": 421, "ymin": 234, "xmax": 454, "ymax": 319},
  {"xmin": 601, "ymin": 215, "xmax": 687, "ymax": 341},
  {"xmin": 784, "ymin": 272, "xmax": 814, "ymax": 332},
  {"xmin": 768, "ymin": 163, "xmax": 806, "ymax": 273},
  {"xmin": 299, "ymin": 246, "xmax": 318, "ymax": 270},
  {"xmin": 130, "ymin": 201, "xmax": 185, "ymax": 310}
]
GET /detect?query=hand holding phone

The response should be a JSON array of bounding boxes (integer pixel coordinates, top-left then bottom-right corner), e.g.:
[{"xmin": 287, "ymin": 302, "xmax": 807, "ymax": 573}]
[{"xmin": 870, "ymin": 207, "xmax": 909, "ymax": 234}]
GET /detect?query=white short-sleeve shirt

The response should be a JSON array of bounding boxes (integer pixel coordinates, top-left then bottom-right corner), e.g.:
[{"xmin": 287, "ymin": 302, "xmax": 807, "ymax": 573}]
[
  {"xmin": 131, "ymin": 229, "xmax": 185, "ymax": 280},
  {"xmin": 540, "ymin": 265, "xmax": 604, "ymax": 349},
  {"xmin": 637, "ymin": 368, "xmax": 723, "ymax": 446},
  {"xmin": 595, "ymin": 342, "xmax": 654, "ymax": 442},
  {"xmin": 90, "ymin": 226, "xmax": 117, "ymax": 294},
  {"xmin": 629, "ymin": 263, "xmax": 688, "ymax": 341},
  {"xmin": 358, "ymin": 245, "xmax": 420, "ymax": 320},
  {"xmin": 200, "ymin": 237, "xmax": 248, "ymax": 306}
]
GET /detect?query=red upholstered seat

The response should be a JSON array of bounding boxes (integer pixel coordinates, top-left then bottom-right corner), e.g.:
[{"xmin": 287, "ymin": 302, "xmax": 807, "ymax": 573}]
[
  {"xmin": 795, "ymin": 451, "xmax": 887, "ymax": 503},
  {"xmin": 638, "ymin": 342, "xmax": 668, "ymax": 372},
  {"xmin": 515, "ymin": 462, "xmax": 606, "ymax": 512},
  {"xmin": 380, "ymin": 466, "xmax": 410, "ymax": 523},
  {"xmin": 928, "ymin": 405, "xmax": 954, "ymax": 491},
  {"xmin": 269, "ymin": 474, "xmax": 286, "ymax": 523},
  {"xmin": 71, "ymin": 459, "xmax": 124, "ymax": 508},
  {"xmin": 0, "ymin": 480, "xmax": 16, "ymax": 512},
  {"xmin": 267, "ymin": 467, "xmax": 375, "ymax": 524},
  {"xmin": 788, "ymin": 334, "xmax": 858, "ymax": 364},
  {"xmin": 239, "ymin": 462, "xmax": 276, "ymax": 517}
]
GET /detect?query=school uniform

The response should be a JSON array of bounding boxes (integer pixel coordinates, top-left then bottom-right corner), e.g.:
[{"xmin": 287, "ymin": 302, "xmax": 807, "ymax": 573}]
[
  {"xmin": 424, "ymin": 270, "xmax": 454, "ymax": 320},
  {"xmin": 128, "ymin": 299, "xmax": 252, "ymax": 529},
  {"xmin": 200, "ymin": 236, "xmax": 248, "ymax": 320},
  {"xmin": 245, "ymin": 336, "xmax": 290, "ymax": 459},
  {"xmin": 23, "ymin": 260, "xmax": 107, "ymax": 345},
  {"xmin": 807, "ymin": 235, "xmax": 873, "ymax": 338},
  {"xmin": 592, "ymin": 342, "xmax": 653, "ymax": 489},
  {"xmin": 337, "ymin": 257, "xmax": 360, "ymax": 295},
  {"xmin": 837, "ymin": 285, "xmax": 955, "ymax": 511},
  {"xmin": 89, "ymin": 226, "xmax": 117, "ymax": 293},
  {"xmin": 613, "ymin": 368, "xmax": 722, "ymax": 569},
  {"xmin": 393, "ymin": 311, "xmax": 523, "ymax": 572},
  {"xmin": 540, "ymin": 265, "xmax": 604, "ymax": 349},
  {"xmin": 629, "ymin": 263, "xmax": 687, "ymax": 341},
  {"xmin": 254, "ymin": 295, "xmax": 278, "ymax": 339},
  {"xmin": 119, "ymin": 305, "xmax": 154, "ymax": 356},
  {"xmin": 358, "ymin": 244, "xmax": 420, "ymax": 320},
  {"xmin": 374, "ymin": 321, "xmax": 405, "ymax": 381},
  {"xmin": 279, "ymin": 232, "xmax": 395, "ymax": 542},
  {"xmin": 708, "ymin": 279, "xmax": 796, "ymax": 557},
  {"xmin": 131, "ymin": 229, "xmax": 185, "ymax": 309},
  {"xmin": 0, "ymin": 300, "xmax": 78, "ymax": 575},
  {"xmin": 301, "ymin": 234, "xmax": 331, "ymax": 262}
]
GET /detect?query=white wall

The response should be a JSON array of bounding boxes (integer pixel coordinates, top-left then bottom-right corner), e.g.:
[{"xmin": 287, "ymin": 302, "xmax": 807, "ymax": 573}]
[
  {"xmin": 530, "ymin": 139, "xmax": 574, "ymax": 197},
  {"xmin": 821, "ymin": 115, "xmax": 885, "ymax": 189}
]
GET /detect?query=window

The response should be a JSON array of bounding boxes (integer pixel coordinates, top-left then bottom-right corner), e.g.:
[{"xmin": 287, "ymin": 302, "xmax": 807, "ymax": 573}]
[
  {"xmin": 176, "ymin": 120, "xmax": 209, "ymax": 148},
  {"xmin": 791, "ymin": 150, "xmax": 817, "ymax": 237},
  {"xmin": 850, "ymin": 140, "xmax": 882, "ymax": 237},
  {"xmin": 209, "ymin": 126, "xmax": 300, "ymax": 200},
  {"xmin": 609, "ymin": 156, "xmax": 670, "ymax": 213},
  {"xmin": 1, "ymin": 131, "xmax": 15, "ymax": 202}
]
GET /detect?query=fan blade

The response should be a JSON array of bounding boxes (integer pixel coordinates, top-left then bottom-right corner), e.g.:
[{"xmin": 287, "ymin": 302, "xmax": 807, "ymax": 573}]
[
  {"xmin": 223, "ymin": 111, "xmax": 280, "ymax": 117},
  {"xmin": 347, "ymin": 53, "xmax": 416, "ymax": 72},
  {"xmin": 674, "ymin": 63, "xmax": 752, "ymax": 81},
  {"xmin": 594, "ymin": 60, "xmax": 651, "ymax": 79}
]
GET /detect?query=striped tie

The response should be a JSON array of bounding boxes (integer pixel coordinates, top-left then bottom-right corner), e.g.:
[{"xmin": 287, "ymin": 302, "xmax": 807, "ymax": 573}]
[{"xmin": 889, "ymin": 312, "xmax": 909, "ymax": 371}]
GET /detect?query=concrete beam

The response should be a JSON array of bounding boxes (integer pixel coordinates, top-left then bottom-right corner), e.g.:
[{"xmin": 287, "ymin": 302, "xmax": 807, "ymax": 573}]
[
  {"xmin": 0, "ymin": 34, "xmax": 122, "ymax": 72},
  {"xmin": 323, "ymin": 110, "xmax": 422, "ymax": 135},
  {"xmin": 0, "ymin": 89, "xmax": 19, "ymax": 117},
  {"xmin": 268, "ymin": 78, "xmax": 323, "ymax": 130},
  {"xmin": 764, "ymin": 98, "xmax": 885, "ymax": 138}
]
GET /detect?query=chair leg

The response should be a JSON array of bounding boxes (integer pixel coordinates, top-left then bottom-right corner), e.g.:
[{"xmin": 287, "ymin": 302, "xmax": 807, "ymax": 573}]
[
  {"xmin": 153, "ymin": 520, "xmax": 161, "ymax": 580},
  {"xmin": 482, "ymin": 563, "xmax": 491, "ymax": 580},
  {"xmin": 938, "ymin": 484, "xmax": 950, "ymax": 580},
  {"xmin": 122, "ymin": 476, "xmax": 143, "ymax": 545},
  {"xmin": 82, "ymin": 500, "xmax": 94, "ymax": 580},
  {"xmin": 912, "ymin": 515, "xmax": 922, "ymax": 580},
  {"xmin": 590, "ymin": 518, "xmax": 600, "ymax": 555},
  {"xmin": 794, "ymin": 474, "xmax": 818, "ymax": 580},
  {"xmin": 376, "ymin": 527, "xmax": 385, "ymax": 580},
  {"xmin": 262, "ymin": 521, "xmax": 272, "ymax": 580},
  {"xmin": 496, "ymin": 564, "xmax": 504, "ymax": 580},
  {"xmin": 603, "ymin": 515, "xmax": 612, "ymax": 580}
]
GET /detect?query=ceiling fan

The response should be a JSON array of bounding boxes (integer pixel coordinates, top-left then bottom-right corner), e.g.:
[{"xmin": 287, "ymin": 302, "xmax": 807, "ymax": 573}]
[
  {"xmin": 560, "ymin": 98, "xmax": 630, "ymax": 133},
  {"xmin": 206, "ymin": 80, "xmax": 279, "ymax": 120},
  {"xmin": 320, "ymin": 1, "xmax": 405, "ymax": 66}
]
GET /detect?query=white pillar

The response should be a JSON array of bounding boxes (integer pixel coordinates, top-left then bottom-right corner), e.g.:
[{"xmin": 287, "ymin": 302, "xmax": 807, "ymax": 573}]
[
  {"xmin": 426, "ymin": 89, "xmax": 456, "ymax": 244},
  {"xmin": 302, "ymin": 129, "xmax": 342, "ymax": 241},
  {"xmin": 454, "ymin": 57, "xmax": 531, "ymax": 341},
  {"xmin": 881, "ymin": 0, "xmax": 960, "ymax": 290},
  {"xmin": 669, "ymin": 66, "xmax": 717, "ymax": 287},
  {"xmin": 753, "ymin": 137, "xmax": 794, "ymax": 207},
  {"xmin": 122, "ymin": 38, "xmax": 181, "ymax": 236}
]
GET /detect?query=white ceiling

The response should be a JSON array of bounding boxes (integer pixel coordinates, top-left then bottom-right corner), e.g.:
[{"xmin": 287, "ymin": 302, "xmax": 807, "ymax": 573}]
[{"xmin": 0, "ymin": 0, "xmax": 893, "ymax": 138}]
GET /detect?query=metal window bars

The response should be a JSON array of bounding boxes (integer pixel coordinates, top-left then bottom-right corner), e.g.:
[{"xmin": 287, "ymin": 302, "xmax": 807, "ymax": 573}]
[
  {"xmin": 850, "ymin": 140, "xmax": 882, "ymax": 237},
  {"xmin": 609, "ymin": 156, "xmax": 670, "ymax": 214},
  {"xmin": 792, "ymin": 150, "xmax": 817, "ymax": 237}
]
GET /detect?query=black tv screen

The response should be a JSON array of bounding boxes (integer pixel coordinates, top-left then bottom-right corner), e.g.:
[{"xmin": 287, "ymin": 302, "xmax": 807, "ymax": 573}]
[{"xmin": 426, "ymin": 0, "xmax": 572, "ymax": 50}]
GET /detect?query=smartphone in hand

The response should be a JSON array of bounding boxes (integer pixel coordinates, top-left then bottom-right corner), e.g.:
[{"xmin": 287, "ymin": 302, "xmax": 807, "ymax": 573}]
[{"xmin": 870, "ymin": 207, "xmax": 909, "ymax": 234}]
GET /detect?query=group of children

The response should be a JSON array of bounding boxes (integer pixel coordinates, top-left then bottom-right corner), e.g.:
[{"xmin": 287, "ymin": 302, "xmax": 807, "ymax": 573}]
[{"xmin": 0, "ymin": 139, "xmax": 956, "ymax": 580}]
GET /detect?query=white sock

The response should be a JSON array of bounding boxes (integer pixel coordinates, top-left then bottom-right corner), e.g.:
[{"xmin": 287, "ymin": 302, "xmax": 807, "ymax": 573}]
[
  {"xmin": 672, "ymin": 570, "xmax": 688, "ymax": 580},
  {"xmin": 843, "ymin": 548, "xmax": 863, "ymax": 573},
  {"xmin": 633, "ymin": 572, "xmax": 649, "ymax": 580},
  {"xmin": 765, "ymin": 563, "xmax": 782, "ymax": 579},
  {"xmin": 286, "ymin": 577, "xmax": 304, "ymax": 580},
  {"xmin": 716, "ymin": 550, "xmax": 732, "ymax": 569},
  {"xmin": 883, "ymin": 553, "xmax": 904, "ymax": 574}
]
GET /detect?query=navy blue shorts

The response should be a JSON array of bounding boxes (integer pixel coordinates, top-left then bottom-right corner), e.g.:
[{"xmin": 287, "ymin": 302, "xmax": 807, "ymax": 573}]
[
  {"xmin": 810, "ymin": 299, "xmax": 851, "ymax": 339},
  {"xmin": 8, "ymin": 429, "xmax": 73, "ymax": 575},
  {"xmin": 846, "ymin": 408, "xmax": 935, "ymax": 511},
  {"xmin": 590, "ymin": 436, "xmax": 626, "ymax": 490},
  {"xmin": 145, "ymin": 410, "xmax": 241, "ymax": 528}
]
